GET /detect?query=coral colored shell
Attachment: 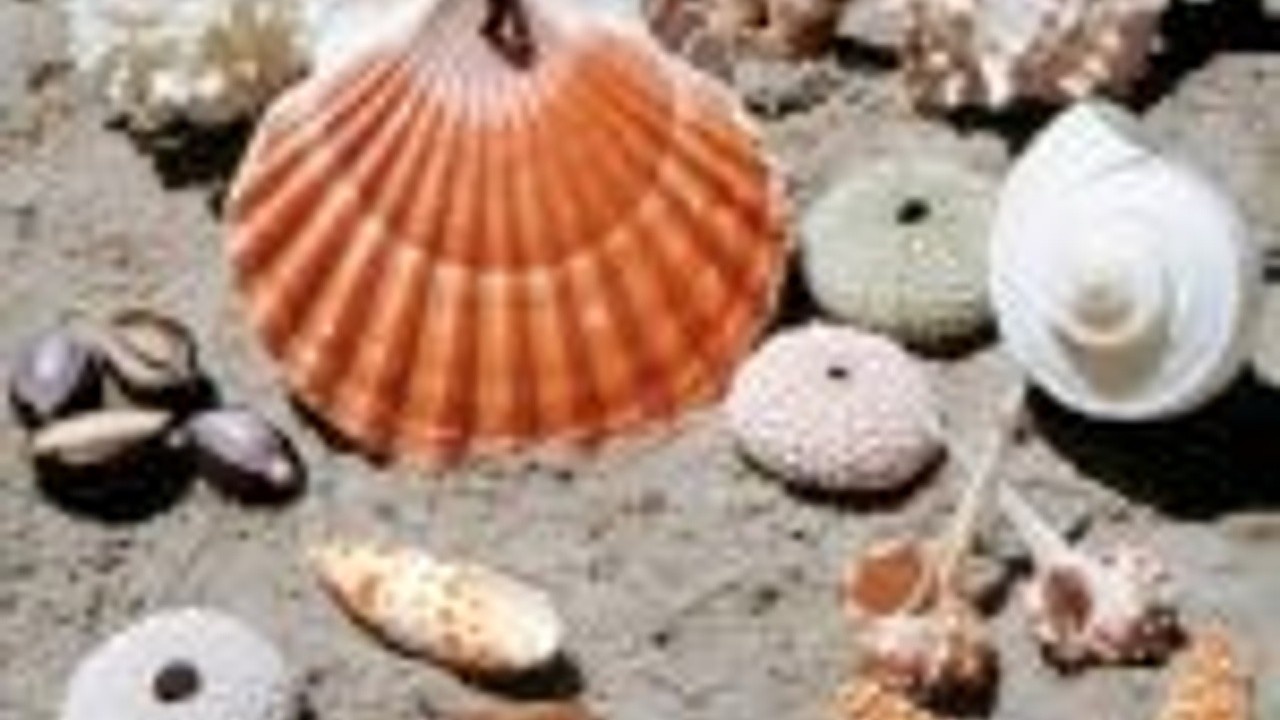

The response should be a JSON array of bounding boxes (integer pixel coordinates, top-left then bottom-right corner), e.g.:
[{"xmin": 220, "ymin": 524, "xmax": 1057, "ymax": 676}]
[
  {"xmin": 801, "ymin": 156, "xmax": 995, "ymax": 349},
  {"xmin": 832, "ymin": 679, "xmax": 940, "ymax": 720},
  {"xmin": 1157, "ymin": 626, "xmax": 1251, "ymax": 720},
  {"xmin": 310, "ymin": 541, "xmax": 564, "ymax": 676},
  {"xmin": 900, "ymin": 0, "xmax": 1168, "ymax": 110},
  {"xmin": 724, "ymin": 324, "xmax": 942, "ymax": 493},
  {"xmin": 226, "ymin": 0, "xmax": 788, "ymax": 464},
  {"xmin": 991, "ymin": 101, "xmax": 1262, "ymax": 420}
]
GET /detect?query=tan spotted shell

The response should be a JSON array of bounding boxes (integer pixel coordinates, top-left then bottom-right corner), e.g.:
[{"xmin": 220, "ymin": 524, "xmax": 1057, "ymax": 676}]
[
  {"xmin": 832, "ymin": 679, "xmax": 941, "ymax": 720},
  {"xmin": 1156, "ymin": 626, "xmax": 1251, "ymax": 720}
]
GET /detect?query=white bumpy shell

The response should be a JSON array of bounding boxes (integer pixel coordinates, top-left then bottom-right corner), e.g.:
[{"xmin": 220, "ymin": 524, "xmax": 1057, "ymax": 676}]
[
  {"xmin": 990, "ymin": 101, "xmax": 1262, "ymax": 420},
  {"xmin": 724, "ymin": 324, "xmax": 943, "ymax": 493},
  {"xmin": 65, "ymin": 0, "xmax": 310, "ymax": 128},
  {"xmin": 61, "ymin": 608, "xmax": 296, "ymax": 720}
]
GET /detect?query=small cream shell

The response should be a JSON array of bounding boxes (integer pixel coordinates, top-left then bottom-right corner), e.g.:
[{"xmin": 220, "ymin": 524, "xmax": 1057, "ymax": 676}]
[{"xmin": 31, "ymin": 409, "xmax": 173, "ymax": 467}]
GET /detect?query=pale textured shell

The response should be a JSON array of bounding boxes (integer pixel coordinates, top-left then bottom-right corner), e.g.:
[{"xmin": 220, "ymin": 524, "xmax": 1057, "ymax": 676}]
[
  {"xmin": 901, "ymin": 0, "xmax": 1168, "ymax": 110},
  {"xmin": 801, "ymin": 156, "xmax": 995, "ymax": 348},
  {"xmin": 1157, "ymin": 626, "xmax": 1251, "ymax": 720},
  {"xmin": 1023, "ymin": 543, "xmax": 1180, "ymax": 666},
  {"xmin": 65, "ymin": 0, "xmax": 308, "ymax": 128},
  {"xmin": 990, "ymin": 101, "xmax": 1261, "ymax": 420},
  {"xmin": 226, "ymin": 0, "xmax": 787, "ymax": 464},
  {"xmin": 61, "ymin": 608, "xmax": 295, "ymax": 720},
  {"xmin": 311, "ymin": 543, "xmax": 564, "ymax": 675},
  {"xmin": 724, "ymin": 324, "xmax": 942, "ymax": 492}
]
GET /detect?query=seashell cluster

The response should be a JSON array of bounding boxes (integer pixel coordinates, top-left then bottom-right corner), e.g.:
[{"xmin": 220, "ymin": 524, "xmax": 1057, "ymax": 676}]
[
  {"xmin": 311, "ymin": 540, "xmax": 565, "ymax": 677},
  {"xmin": 64, "ymin": 0, "xmax": 310, "ymax": 129},
  {"xmin": 724, "ymin": 324, "xmax": 943, "ymax": 494},
  {"xmin": 1156, "ymin": 625, "xmax": 1251, "ymax": 720},
  {"xmin": 226, "ymin": 0, "xmax": 788, "ymax": 465},
  {"xmin": 61, "ymin": 607, "xmax": 298, "ymax": 720},
  {"xmin": 991, "ymin": 102, "xmax": 1261, "ymax": 420},
  {"xmin": 8, "ymin": 311, "xmax": 303, "ymax": 508},
  {"xmin": 801, "ymin": 156, "xmax": 995, "ymax": 350},
  {"xmin": 998, "ymin": 485, "xmax": 1183, "ymax": 669},
  {"xmin": 899, "ymin": 0, "xmax": 1169, "ymax": 110}
]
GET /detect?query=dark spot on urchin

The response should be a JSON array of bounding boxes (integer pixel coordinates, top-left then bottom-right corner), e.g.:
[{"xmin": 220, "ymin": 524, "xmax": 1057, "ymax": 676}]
[
  {"xmin": 895, "ymin": 197, "xmax": 932, "ymax": 226},
  {"xmin": 825, "ymin": 365, "xmax": 850, "ymax": 381},
  {"xmin": 153, "ymin": 660, "xmax": 201, "ymax": 703}
]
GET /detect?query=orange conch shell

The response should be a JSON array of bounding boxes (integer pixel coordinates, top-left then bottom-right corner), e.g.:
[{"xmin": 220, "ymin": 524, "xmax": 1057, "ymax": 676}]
[
  {"xmin": 226, "ymin": 0, "xmax": 788, "ymax": 463},
  {"xmin": 310, "ymin": 541, "xmax": 564, "ymax": 676},
  {"xmin": 832, "ymin": 679, "xmax": 941, "ymax": 720},
  {"xmin": 1156, "ymin": 625, "xmax": 1251, "ymax": 720}
]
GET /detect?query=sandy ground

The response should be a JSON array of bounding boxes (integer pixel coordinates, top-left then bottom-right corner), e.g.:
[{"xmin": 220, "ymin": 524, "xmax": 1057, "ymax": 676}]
[{"xmin": 4, "ymin": 1, "xmax": 1280, "ymax": 719}]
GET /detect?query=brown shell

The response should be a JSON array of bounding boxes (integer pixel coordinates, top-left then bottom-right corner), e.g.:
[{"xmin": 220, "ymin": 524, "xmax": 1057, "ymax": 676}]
[
  {"xmin": 227, "ymin": 0, "xmax": 787, "ymax": 465},
  {"xmin": 832, "ymin": 679, "xmax": 940, "ymax": 720},
  {"xmin": 1156, "ymin": 625, "xmax": 1251, "ymax": 720}
]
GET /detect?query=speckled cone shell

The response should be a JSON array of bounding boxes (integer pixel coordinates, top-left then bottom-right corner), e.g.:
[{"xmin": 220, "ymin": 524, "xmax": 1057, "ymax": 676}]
[
  {"xmin": 226, "ymin": 0, "xmax": 788, "ymax": 464},
  {"xmin": 724, "ymin": 324, "xmax": 943, "ymax": 493},
  {"xmin": 832, "ymin": 679, "xmax": 939, "ymax": 720},
  {"xmin": 1156, "ymin": 626, "xmax": 1251, "ymax": 720},
  {"xmin": 310, "ymin": 542, "xmax": 564, "ymax": 676}
]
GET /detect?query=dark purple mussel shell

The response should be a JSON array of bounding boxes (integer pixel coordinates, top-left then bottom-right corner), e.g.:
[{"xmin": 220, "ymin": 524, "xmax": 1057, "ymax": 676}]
[
  {"xmin": 9, "ymin": 329, "xmax": 103, "ymax": 427},
  {"xmin": 186, "ymin": 407, "xmax": 304, "ymax": 505}
]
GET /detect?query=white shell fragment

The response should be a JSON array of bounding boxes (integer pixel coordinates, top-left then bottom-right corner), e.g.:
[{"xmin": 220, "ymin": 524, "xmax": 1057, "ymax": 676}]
[
  {"xmin": 725, "ymin": 324, "xmax": 943, "ymax": 493},
  {"xmin": 311, "ymin": 541, "xmax": 565, "ymax": 676},
  {"xmin": 990, "ymin": 101, "xmax": 1262, "ymax": 420},
  {"xmin": 65, "ymin": 0, "xmax": 309, "ymax": 128},
  {"xmin": 31, "ymin": 409, "xmax": 173, "ymax": 467},
  {"xmin": 61, "ymin": 608, "xmax": 297, "ymax": 720},
  {"xmin": 999, "ymin": 484, "xmax": 1182, "ymax": 668},
  {"xmin": 900, "ymin": 0, "xmax": 1169, "ymax": 110},
  {"xmin": 801, "ymin": 156, "xmax": 995, "ymax": 349}
]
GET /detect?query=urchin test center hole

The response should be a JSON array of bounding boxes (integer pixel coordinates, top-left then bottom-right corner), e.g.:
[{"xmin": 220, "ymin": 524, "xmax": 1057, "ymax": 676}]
[
  {"xmin": 826, "ymin": 365, "xmax": 850, "ymax": 381},
  {"xmin": 153, "ymin": 661, "xmax": 201, "ymax": 703},
  {"xmin": 895, "ymin": 198, "xmax": 931, "ymax": 226}
]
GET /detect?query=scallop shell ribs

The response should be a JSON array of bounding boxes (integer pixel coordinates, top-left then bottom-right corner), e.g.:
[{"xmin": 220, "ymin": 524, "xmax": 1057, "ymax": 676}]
[{"xmin": 226, "ymin": 0, "xmax": 787, "ymax": 464}]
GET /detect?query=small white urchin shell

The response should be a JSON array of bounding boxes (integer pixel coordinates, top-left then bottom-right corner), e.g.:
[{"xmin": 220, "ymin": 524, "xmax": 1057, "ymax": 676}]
[
  {"xmin": 61, "ymin": 608, "xmax": 296, "ymax": 720},
  {"xmin": 724, "ymin": 324, "xmax": 943, "ymax": 493},
  {"xmin": 65, "ymin": 0, "xmax": 309, "ymax": 129},
  {"xmin": 801, "ymin": 157, "xmax": 996, "ymax": 350}
]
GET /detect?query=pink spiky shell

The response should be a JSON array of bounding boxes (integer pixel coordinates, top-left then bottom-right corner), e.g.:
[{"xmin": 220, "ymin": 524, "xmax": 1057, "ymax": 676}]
[{"xmin": 226, "ymin": 0, "xmax": 787, "ymax": 464}]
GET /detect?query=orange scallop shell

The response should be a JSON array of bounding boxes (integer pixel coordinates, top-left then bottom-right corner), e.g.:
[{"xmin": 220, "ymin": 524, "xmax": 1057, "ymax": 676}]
[
  {"xmin": 225, "ymin": 0, "xmax": 788, "ymax": 463},
  {"xmin": 1156, "ymin": 625, "xmax": 1251, "ymax": 720}
]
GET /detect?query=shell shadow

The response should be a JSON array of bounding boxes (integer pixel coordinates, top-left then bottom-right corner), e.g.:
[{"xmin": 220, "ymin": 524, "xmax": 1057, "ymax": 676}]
[
  {"xmin": 113, "ymin": 118, "xmax": 255, "ymax": 211},
  {"xmin": 1130, "ymin": 0, "xmax": 1280, "ymax": 112},
  {"xmin": 775, "ymin": 447, "xmax": 945, "ymax": 514},
  {"xmin": 35, "ymin": 441, "xmax": 196, "ymax": 524},
  {"xmin": 1028, "ymin": 368, "xmax": 1280, "ymax": 520},
  {"xmin": 464, "ymin": 653, "xmax": 586, "ymax": 701},
  {"xmin": 287, "ymin": 397, "xmax": 393, "ymax": 467}
]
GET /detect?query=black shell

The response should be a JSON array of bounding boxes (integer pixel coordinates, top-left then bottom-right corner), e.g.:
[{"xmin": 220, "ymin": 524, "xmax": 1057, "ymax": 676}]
[
  {"xmin": 9, "ymin": 330, "xmax": 103, "ymax": 427},
  {"xmin": 100, "ymin": 309, "xmax": 202, "ymax": 401},
  {"xmin": 187, "ymin": 408, "xmax": 304, "ymax": 505}
]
